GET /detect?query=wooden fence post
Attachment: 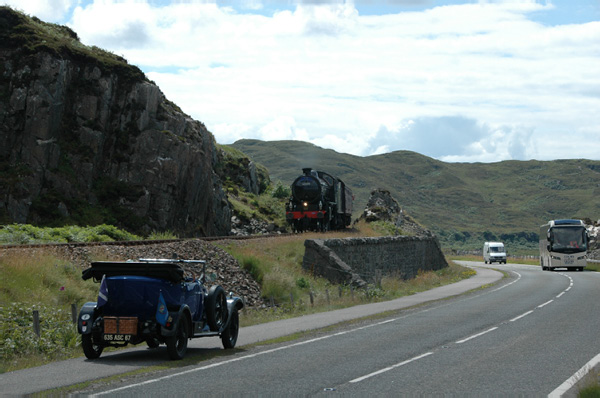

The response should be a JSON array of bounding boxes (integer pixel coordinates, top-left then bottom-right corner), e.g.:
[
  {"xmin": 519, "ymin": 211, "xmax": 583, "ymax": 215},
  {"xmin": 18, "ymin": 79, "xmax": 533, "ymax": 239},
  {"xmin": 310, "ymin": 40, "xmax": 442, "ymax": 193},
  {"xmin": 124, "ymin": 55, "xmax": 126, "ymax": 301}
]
[
  {"xmin": 325, "ymin": 289, "xmax": 330, "ymax": 305},
  {"xmin": 32, "ymin": 310, "xmax": 40, "ymax": 337},
  {"xmin": 309, "ymin": 291, "xmax": 314, "ymax": 307},
  {"xmin": 71, "ymin": 303, "xmax": 78, "ymax": 324}
]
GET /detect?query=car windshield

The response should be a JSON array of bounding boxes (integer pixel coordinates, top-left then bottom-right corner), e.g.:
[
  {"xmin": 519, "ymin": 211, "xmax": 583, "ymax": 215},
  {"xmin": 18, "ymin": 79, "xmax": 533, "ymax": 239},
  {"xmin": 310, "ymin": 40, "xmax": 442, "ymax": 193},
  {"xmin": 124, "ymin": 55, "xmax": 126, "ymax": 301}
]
[
  {"xmin": 490, "ymin": 246, "xmax": 504, "ymax": 253},
  {"xmin": 551, "ymin": 227, "xmax": 587, "ymax": 253}
]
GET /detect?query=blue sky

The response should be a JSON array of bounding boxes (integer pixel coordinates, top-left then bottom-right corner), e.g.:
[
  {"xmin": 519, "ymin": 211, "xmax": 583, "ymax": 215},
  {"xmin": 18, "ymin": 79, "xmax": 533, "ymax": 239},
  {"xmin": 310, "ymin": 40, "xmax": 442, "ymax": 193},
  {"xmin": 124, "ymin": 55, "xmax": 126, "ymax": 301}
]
[{"xmin": 4, "ymin": 0, "xmax": 600, "ymax": 162}]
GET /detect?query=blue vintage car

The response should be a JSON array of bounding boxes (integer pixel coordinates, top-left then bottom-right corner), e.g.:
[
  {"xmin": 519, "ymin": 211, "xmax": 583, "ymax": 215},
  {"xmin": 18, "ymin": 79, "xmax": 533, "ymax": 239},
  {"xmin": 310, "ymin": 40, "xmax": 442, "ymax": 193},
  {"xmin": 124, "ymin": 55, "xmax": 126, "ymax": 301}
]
[{"xmin": 77, "ymin": 259, "xmax": 244, "ymax": 360}]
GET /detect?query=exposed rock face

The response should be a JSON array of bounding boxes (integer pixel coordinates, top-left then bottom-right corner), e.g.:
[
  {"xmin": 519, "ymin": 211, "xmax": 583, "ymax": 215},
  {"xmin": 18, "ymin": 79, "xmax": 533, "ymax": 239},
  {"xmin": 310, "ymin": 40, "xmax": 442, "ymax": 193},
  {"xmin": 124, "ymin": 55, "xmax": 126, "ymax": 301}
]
[
  {"xmin": 360, "ymin": 188, "xmax": 402, "ymax": 224},
  {"xmin": 230, "ymin": 215, "xmax": 285, "ymax": 236},
  {"xmin": 0, "ymin": 8, "xmax": 231, "ymax": 236},
  {"xmin": 216, "ymin": 150, "xmax": 269, "ymax": 196},
  {"xmin": 357, "ymin": 188, "xmax": 431, "ymax": 237}
]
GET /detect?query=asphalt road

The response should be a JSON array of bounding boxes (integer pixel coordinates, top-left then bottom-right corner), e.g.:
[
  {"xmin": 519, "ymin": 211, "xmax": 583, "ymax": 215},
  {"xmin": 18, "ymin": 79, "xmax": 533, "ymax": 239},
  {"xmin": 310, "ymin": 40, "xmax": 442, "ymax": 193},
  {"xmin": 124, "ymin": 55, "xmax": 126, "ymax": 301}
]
[
  {"xmin": 3, "ymin": 262, "xmax": 599, "ymax": 396},
  {"xmin": 2, "ymin": 263, "xmax": 499, "ymax": 395}
]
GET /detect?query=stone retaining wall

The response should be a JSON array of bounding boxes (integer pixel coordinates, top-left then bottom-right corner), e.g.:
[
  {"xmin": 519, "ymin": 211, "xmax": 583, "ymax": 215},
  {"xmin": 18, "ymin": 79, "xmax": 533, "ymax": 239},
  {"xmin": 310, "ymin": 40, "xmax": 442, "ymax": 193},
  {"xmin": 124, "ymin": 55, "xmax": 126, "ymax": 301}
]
[{"xmin": 302, "ymin": 236, "xmax": 448, "ymax": 287}]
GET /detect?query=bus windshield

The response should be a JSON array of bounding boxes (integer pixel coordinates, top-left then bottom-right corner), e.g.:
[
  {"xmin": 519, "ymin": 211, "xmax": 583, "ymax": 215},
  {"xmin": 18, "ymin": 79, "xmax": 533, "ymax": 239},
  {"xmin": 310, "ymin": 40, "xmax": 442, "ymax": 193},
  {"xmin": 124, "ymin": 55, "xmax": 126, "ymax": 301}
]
[{"xmin": 550, "ymin": 227, "xmax": 587, "ymax": 253}]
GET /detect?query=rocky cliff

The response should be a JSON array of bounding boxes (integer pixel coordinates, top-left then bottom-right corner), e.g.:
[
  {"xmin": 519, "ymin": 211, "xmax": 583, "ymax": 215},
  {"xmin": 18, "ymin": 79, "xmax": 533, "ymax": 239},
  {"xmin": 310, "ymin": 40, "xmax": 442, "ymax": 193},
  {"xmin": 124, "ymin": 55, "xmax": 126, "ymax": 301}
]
[
  {"xmin": 356, "ymin": 188, "xmax": 432, "ymax": 237},
  {"xmin": 0, "ymin": 7, "xmax": 232, "ymax": 236}
]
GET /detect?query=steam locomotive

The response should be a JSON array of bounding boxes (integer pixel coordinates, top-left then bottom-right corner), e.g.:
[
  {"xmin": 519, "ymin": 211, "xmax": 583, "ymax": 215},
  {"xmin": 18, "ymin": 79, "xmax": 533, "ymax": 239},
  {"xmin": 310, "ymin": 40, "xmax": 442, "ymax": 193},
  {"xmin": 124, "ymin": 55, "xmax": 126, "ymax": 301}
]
[{"xmin": 286, "ymin": 168, "xmax": 353, "ymax": 232}]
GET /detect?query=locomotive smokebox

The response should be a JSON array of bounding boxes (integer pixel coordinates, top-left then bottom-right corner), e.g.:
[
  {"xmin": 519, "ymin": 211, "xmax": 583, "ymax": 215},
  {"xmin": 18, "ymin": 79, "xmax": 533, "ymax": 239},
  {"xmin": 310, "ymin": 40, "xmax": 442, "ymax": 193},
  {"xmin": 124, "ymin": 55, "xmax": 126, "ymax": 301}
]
[{"xmin": 286, "ymin": 168, "xmax": 353, "ymax": 232}]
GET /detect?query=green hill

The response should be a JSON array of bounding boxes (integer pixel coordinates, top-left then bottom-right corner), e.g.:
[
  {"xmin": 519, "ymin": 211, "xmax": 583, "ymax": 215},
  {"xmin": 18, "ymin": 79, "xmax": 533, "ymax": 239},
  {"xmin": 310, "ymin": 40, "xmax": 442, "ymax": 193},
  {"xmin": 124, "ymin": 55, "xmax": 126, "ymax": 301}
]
[{"xmin": 230, "ymin": 139, "xmax": 600, "ymax": 252}]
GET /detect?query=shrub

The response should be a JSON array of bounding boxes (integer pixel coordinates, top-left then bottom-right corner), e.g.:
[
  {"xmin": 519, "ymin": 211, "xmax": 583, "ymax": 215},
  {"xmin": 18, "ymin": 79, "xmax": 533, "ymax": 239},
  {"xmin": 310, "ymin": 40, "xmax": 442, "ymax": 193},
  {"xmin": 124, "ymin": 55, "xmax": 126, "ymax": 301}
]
[
  {"xmin": 239, "ymin": 256, "xmax": 264, "ymax": 284},
  {"xmin": 296, "ymin": 277, "xmax": 310, "ymax": 289},
  {"xmin": 262, "ymin": 274, "xmax": 295, "ymax": 303},
  {"xmin": 0, "ymin": 303, "xmax": 80, "ymax": 362},
  {"xmin": 271, "ymin": 181, "xmax": 291, "ymax": 199},
  {"xmin": 0, "ymin": 224, "xmax": 141, "ymax": 245}
]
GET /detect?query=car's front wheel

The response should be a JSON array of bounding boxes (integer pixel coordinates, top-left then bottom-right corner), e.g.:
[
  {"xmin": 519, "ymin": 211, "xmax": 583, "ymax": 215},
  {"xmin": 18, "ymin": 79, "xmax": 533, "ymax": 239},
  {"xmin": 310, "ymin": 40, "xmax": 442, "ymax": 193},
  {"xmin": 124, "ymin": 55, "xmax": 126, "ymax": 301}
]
[
  {"xmin": 166, "ymin": 316, "xmax": 189, "ymax": 360},
  {"xmin": 221, "ymin": 308, "xmax": 239, "ymax": 349},
  {"xmin": 206, "ymin": 285, "xmax": 228, "ymax": 332},
  {"xmin": 82, "ymin": 334, "xmax": 103, "ymax": 359}
]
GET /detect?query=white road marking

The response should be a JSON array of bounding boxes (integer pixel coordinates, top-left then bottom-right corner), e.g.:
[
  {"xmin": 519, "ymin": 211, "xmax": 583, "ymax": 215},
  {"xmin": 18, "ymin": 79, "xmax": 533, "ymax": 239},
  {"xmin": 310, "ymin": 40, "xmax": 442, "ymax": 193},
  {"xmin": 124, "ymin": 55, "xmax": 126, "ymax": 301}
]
[
  {"xmin": 538, "ymin": 300, "xmax": 553, "ymax": 308},
  {"xmin": 349, "ymin": 352, "xmax": 434, "ymax": 383},
  {"xmin": 91, "ymin": 267, "xmax": 579, "ymax": 396},
  {"xmin": 510, "ymin": 310, "xmax": 534, "ymax": 322},
  {"xmin": 455, "ymin": 327, "xmax": 498, "ymax": 344},
  {"xmin": 548, "ymin": 353, "xmax": 600, "ymax": 398},
  {"xmin": 90, "ymin": 316, "xmax": 406, "ymax": 396},
  {"xmin": 490, "ymin": 271, "xmax": 521, "ymax": 292}
]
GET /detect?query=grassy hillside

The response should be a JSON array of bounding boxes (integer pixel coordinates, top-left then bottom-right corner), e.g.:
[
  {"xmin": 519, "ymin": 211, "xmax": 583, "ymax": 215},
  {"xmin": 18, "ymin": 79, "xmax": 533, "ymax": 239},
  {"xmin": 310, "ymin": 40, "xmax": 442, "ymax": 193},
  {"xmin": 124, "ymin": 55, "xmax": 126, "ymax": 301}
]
[{"xmin": 230, "ymin": 139, "xmax": 600, "ymax": 252}]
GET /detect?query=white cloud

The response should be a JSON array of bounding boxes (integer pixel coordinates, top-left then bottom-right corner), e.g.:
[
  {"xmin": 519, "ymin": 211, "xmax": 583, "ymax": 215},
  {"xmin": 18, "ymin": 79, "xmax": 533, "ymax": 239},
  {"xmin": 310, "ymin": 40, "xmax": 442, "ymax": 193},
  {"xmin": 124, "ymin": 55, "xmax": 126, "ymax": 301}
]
[
  {"xmin": 258, "ymin": 116, "xmax": 310, "ymax": 141},
  {"xmin": 2, "ymin": 0, "xmax": 75, "ymax": 21},
  {"xmin": 12, "ymin": 0, "xmax": 600, "ymax": 162}
]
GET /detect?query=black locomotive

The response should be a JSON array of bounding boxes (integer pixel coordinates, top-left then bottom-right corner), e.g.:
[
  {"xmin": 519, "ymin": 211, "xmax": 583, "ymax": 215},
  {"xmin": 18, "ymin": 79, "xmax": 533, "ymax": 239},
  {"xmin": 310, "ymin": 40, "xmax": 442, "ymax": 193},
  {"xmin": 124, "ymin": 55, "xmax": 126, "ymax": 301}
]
[{"xmin": 286, "ymin": 168, "xmax": 353, "ymax": 232}]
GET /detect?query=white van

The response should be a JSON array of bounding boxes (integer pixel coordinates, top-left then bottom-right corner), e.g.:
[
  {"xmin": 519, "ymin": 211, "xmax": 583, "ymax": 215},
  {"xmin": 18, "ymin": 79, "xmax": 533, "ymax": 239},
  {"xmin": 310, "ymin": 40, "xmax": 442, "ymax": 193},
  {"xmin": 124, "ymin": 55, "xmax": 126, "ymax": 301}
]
[{"xmin": 483, "ymin": 242, "xmax": 507, "ymax": 264}]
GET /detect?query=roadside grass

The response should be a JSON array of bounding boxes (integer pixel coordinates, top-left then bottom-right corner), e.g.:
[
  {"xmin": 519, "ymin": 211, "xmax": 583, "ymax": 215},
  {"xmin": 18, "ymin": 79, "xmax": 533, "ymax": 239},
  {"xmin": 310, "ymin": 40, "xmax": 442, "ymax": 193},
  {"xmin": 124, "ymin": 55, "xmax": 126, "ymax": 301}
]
[
  {"xmin": 0, "ymin": 250, "xmax": 100, "ymax": 373},
  {"xmin": 2, "ymin": 226, "xmax": 474, "ymax": 373},
  {"xmin": 448, "ymin": 253, "xmax": 540, "ymax": 266},
  {"xmin": 0, "ymin": 224, "xmax": 143, "ymax": 244},
  {"xmin": 579, "ymin": 384, "xmax": 600, "ymax": 397},
  {"xmin": 216, "ymin": 233, "xmax": 475, "ymax": 327},
  {"xmin": 575, "ymin": 364, "xmax": 600, "ymax": 398},
  {"xmin": 585, "ymin": 262, "xmax": 600, "ymax": 272}
]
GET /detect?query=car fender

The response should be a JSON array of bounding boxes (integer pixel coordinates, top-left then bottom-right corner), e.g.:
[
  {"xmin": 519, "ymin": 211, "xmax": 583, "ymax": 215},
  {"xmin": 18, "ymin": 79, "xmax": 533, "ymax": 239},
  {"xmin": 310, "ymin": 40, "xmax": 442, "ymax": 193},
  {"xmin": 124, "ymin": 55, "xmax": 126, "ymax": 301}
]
[
  {"xmin": 221, "ymin": 297, "xmax": 244, "ymax": 331},
  {"xmin": 78, "ymin": 302, "xmax": 97, "ymax": 334},
  {"xmin": 160, "ymin": 305, "xmax": 192, "ymax": 337},
  {"xmin": 227, "ymin": 297, "xmax": 244, "ymax": 313}
]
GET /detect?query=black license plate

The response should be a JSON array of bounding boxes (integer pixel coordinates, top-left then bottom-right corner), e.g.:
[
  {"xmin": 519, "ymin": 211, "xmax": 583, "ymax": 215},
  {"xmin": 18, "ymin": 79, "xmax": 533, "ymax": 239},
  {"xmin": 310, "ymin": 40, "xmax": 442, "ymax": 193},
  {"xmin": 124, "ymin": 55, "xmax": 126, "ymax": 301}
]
[{"xmin": 103, "ymin": 334, "xmax": 133, "ymax": 342}]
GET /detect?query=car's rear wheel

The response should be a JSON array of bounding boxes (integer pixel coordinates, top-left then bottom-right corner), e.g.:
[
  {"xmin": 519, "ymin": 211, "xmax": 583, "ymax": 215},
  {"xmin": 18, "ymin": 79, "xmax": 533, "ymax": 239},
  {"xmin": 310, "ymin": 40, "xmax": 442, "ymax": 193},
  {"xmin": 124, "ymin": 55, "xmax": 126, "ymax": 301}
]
[
  {"xmin": 221, "ymin": 308, "xmax": 239, "ymax": 349},
  {"xmin": 82, "ymin": 334, "xmax": 103, "ymax": 359},
  {"xmin": 166, "ymin": 316, "xmax": 189, "ymax": 360},
  {"xmin": 206, "ymin": 285, "xmax": 228, "ymax": 332}
]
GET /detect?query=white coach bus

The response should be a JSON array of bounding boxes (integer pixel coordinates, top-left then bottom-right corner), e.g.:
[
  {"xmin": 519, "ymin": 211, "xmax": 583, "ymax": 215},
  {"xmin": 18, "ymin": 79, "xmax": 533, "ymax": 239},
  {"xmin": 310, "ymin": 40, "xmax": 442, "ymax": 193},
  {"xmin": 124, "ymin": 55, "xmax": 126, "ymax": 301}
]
[{"xmin": 539, "ymin": 219, "xmax": 589, "ymax": 271}]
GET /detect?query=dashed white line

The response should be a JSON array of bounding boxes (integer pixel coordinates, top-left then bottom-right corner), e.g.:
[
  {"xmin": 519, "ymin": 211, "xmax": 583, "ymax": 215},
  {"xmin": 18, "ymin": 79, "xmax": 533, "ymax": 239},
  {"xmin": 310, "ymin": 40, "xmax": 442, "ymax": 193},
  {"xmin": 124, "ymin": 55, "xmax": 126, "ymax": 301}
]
[
  {"xmin": 490, "ymin": 271, "xmax": 521, "ymax": 292},
  {"xmin": 349, "ymin": 352, "xmax": 434, "ymax": 383},
  {"xmin": 92, "ymin": 267, "xmax": 578, "ymax": 395},
  {"xmin": 510, "ymin": 310, "xmax": 534, "ymax": 322},
  {"xmin": 538, "ymin": 300, "xmax": 553, "ymax": 308},
  {"xmin": 455, "ymin": 327, "xmax": 498, "ymax": 344}
]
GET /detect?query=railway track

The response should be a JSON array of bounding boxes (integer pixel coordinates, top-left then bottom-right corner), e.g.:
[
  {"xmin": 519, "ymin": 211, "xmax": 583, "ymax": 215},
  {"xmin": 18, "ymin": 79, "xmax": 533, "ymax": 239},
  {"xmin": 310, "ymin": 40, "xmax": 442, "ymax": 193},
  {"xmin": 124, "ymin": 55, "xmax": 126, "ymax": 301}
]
[{"xmin": 0, "ymin": 233, "xmax": 292, "ymax": 250}]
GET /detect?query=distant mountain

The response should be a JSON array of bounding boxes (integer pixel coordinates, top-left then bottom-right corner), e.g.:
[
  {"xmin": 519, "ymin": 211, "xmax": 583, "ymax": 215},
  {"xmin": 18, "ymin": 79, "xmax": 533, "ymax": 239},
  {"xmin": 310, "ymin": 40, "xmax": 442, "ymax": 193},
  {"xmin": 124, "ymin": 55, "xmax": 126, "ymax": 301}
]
[{"xmin": 230, "ymin": 139, "xmax": 600, "ymax": 251}]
